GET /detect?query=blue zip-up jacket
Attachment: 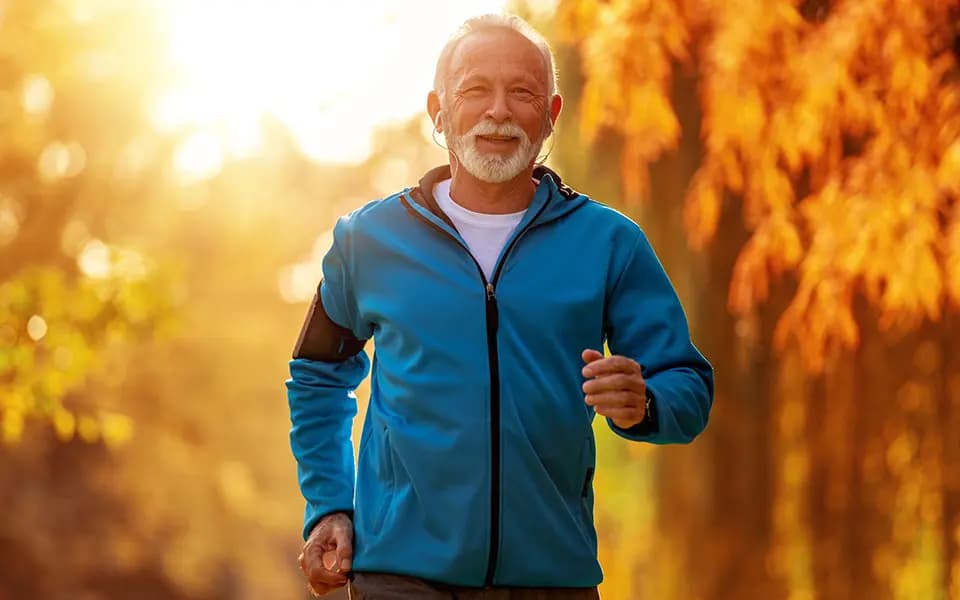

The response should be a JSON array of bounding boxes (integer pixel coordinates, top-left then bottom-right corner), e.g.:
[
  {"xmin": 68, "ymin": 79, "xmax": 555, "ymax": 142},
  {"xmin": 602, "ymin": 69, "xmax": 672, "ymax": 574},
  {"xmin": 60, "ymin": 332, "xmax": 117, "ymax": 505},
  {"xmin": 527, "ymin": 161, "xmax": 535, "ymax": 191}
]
[{"xmin": 286, "ymin": 165, "xmax": 713, "ymax": 589}]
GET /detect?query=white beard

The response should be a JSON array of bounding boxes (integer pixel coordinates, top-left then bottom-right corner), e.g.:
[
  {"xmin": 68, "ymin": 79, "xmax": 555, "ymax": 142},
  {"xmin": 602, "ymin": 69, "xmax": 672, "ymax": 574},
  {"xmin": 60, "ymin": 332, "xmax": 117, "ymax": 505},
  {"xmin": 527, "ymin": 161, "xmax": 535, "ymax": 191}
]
[{"xmin": 444, "ymin": 118, "xmax": 545, "ymax": 184}]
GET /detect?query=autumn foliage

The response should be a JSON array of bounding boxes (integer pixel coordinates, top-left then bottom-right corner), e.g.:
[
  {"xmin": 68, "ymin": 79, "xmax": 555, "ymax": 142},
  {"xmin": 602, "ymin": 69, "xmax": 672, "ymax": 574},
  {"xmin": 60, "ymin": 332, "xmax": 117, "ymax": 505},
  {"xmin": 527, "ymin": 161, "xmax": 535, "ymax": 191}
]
[
  {"xmin": 555, "ymin": 1, "xmax": 960, "ymax": 599},
  {"xmin": 559, "ymin": 0, "xmax": 960, "ymax": 372},
  {"xmin": 4, "ymin": 1, "xmax": 960, "ymax": 599}
]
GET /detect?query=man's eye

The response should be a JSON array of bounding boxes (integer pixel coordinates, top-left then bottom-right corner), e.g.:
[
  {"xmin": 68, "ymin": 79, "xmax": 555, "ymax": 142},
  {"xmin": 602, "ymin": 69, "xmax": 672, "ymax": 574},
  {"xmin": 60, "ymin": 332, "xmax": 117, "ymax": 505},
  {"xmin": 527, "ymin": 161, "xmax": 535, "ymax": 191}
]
[{"xmin": 511, "ymin": 88, "xmax": 534, "ymax": 96}]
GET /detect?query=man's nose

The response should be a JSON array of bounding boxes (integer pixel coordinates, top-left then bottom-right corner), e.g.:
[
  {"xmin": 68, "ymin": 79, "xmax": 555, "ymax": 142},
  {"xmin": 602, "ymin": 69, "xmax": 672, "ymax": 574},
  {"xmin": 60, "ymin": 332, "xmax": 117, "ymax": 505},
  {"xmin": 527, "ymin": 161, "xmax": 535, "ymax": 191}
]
[{"xmin": 484, "ymin": 88, "xmax": 511, "ymax": 122}]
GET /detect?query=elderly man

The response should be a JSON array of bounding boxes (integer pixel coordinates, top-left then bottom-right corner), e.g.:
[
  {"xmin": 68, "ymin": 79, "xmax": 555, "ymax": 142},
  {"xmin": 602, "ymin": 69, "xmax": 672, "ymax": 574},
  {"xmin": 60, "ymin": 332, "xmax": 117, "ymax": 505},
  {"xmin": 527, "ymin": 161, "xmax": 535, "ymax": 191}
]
[{"xmin": 287, "ymin": 13, "xmax": 713, "ymax": 599}]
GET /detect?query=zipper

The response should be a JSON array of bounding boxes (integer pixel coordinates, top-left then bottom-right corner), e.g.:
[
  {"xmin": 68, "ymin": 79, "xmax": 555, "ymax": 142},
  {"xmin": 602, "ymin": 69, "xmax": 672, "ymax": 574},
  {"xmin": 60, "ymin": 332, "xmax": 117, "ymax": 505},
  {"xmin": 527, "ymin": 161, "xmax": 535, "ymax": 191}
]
[
  {"xmin": 400, "ymin": 192, "xmax": 550, "ymax": 586},
  {"xmin": 482, "ymin": 280, "xmax": 501, "ymax": 587}
]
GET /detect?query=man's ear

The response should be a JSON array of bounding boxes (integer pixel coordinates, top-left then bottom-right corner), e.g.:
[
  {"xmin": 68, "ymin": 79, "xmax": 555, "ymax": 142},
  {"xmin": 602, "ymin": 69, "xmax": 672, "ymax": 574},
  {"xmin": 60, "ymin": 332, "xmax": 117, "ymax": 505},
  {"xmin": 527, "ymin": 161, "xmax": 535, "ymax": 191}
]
[
  {"xmin": 427, "ymin": 92, "xmax": 442, "ymax": 131},
  {"xmin": 549, "ymin": 94, "xmax": 563, "ymax": 129}
]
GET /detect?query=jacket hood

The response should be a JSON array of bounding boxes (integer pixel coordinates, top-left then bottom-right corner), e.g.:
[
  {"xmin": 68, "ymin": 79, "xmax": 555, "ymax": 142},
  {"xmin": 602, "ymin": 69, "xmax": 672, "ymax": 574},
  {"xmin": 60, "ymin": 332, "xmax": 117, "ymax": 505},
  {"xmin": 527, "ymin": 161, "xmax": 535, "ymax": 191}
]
[{"xmin": 407, "ymin": 164, "xmax": 588, "ymax": 230}]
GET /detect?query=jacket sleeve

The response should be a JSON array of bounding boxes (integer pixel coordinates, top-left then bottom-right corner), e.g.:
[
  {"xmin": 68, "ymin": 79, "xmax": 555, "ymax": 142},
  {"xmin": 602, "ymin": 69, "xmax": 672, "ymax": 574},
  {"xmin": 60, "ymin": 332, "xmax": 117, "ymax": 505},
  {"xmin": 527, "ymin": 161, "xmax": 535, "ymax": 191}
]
[
  {"xmin": 603, "ymin": 229, "xmax": 714, "ymax": 444},
  {"xmin": 286, "ymin": 218, "xmax": 371, "ymax": 540}
]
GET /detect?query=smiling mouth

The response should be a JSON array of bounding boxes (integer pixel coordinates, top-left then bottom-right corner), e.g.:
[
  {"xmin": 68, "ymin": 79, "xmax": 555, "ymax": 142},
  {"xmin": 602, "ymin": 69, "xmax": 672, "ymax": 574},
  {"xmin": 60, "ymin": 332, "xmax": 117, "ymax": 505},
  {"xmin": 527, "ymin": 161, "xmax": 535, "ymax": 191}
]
[{"xmin": 478, "ymin": 135, "xmax": 518, "ymax": 143}]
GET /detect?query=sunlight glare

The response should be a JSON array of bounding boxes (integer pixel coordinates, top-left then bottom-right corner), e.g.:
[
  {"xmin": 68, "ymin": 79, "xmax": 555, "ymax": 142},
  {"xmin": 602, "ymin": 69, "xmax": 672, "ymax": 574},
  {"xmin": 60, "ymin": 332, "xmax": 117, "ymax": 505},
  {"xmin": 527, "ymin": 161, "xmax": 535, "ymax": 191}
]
[
  {"xmin": 157, "ymin": 0, "xmax": 507, "ymax": 164},
  {"xmin": 173, "ymin": 132, "xmax": 224, "ymax": 184}
]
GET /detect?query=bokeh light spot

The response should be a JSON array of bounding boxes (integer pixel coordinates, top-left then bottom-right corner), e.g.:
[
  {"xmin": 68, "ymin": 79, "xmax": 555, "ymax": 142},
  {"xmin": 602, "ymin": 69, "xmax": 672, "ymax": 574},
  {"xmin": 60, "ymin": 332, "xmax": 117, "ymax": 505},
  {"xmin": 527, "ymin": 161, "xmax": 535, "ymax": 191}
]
[
  {"xmin": 0, "ymin": 194, "xmax": 22, "ymax": 245},
  {"xmin": 78, "ymin": 239, "xmax": 111, "ymax": 279},
  {"xmin": 21, "ymin": 74, "xmax": 54, "ymax": 115},
  {"xmin": 27, "ymin": 315, "xmax": 48, "ymax": 341},
  {"xmin": 37, "ymin": 141, "xmax": 87, "ymax": 181}
]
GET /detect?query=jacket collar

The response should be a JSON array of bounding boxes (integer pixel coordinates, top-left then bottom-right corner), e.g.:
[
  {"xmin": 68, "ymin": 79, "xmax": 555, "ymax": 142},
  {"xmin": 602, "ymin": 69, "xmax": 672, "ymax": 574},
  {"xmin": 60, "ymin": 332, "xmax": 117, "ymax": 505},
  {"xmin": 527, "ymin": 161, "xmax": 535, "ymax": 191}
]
[{"xmin": 407, "ymin": 164, "xmax": 584, "ymax": 230}]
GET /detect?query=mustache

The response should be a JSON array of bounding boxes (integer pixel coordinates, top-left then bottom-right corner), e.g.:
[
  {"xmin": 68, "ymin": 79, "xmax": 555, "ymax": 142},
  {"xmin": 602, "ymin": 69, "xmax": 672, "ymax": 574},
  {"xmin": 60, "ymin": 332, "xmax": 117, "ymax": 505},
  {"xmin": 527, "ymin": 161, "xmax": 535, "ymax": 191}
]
[{"xmin": 466, "ymin": 120, "xmax": 528, "ymax": 140}]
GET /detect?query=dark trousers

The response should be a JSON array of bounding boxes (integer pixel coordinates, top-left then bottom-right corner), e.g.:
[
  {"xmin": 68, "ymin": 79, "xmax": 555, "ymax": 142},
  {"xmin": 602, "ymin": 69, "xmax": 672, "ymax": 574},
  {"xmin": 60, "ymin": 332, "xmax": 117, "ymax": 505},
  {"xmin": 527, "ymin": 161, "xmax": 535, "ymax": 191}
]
[{"xmin": 348, "ymin": 572, "xmax": 601, "ymax": 599}]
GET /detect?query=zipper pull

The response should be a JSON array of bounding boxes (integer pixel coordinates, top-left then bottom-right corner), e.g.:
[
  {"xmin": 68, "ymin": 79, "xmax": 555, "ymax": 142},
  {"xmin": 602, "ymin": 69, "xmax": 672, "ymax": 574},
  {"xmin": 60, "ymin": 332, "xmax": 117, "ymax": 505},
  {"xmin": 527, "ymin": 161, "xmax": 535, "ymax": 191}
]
[{"xmin": 485, "ymin": 283, "xmax": 498, "ymax": 333}]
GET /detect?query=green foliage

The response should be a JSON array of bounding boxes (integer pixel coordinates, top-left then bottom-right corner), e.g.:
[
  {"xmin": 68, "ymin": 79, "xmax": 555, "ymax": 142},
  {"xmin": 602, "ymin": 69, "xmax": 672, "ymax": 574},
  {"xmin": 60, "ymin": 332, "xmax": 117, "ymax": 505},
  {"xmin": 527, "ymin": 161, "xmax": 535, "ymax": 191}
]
[{"xmin": 0, "ymin": 265, "xmax": 176, "ymax": 445}]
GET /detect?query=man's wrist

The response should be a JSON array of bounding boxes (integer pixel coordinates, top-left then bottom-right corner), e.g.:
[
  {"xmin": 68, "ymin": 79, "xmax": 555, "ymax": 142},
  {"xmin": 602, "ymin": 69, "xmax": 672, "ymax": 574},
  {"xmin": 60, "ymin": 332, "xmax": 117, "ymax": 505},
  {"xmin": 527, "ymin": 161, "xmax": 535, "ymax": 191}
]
[
  {"xmin": 636, "ymin": 387, "xmax": 659, "ymax": 433},
  {"xmin": 643, "ymin": 388, "xmax": 656, "ymax": 424},
  {"xmin": 310, "ymin": 511, "xmax": 352, "ymax": 536},
  {"xmin": 612, "ymin": 388, "xmax": 658, "ymax": 434}
]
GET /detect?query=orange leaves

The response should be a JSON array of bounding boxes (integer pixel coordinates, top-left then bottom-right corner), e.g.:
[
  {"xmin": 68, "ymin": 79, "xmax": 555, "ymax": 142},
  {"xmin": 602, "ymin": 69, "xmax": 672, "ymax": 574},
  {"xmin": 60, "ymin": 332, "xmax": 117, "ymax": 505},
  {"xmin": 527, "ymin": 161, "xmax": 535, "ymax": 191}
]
[
  {"xmin": 728, "ymin": 216, "xmax": 802, "ymax": 315},
  {"xmin": 619, "ymin": 83, "xmax": 682, "ymax": 201},
  {"xmin": 704, "ymin": 85, "xmax": 766, "ymax": 158},
  {"xmin": 560, "ymin": 0, "xmax": 960, "ymax": 371},
  {"xmin": 554, "ymin": 1, "xmax": 601, "ymax": 43},
  {"xmin": 578, "ymin": 82, "xmax": 606, "ymax": 145},
  {"xmin": 625, "ymin": 82, "xmax": 681, "ymax": 153},
  {"xmin": 684, "ymin": 169, "xmax": 721, "ymax": 250},
  {"xmin": 562, "ymin": 0, "xmax": 689, "ymax": 201},
  {"xmin": 729, "ymin": 236, "xmax": 770, "ymax": 317},
  {"xmin": 946, "ymin": 212, "xmax": 960, "ymax": 307},
  {"xmin": 936, "ymin": 141, "xmax": 960, "ymax": 195},
  {"xmin": 774, "ymin": 274, "xmax": 858, "ymax": 374}
]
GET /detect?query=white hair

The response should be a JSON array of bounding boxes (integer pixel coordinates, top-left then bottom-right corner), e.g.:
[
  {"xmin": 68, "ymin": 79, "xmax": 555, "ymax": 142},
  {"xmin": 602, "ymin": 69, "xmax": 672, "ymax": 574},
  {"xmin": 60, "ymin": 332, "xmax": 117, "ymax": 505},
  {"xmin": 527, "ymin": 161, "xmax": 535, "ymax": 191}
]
[{"xmin": 433, "ymin": 14, "xmax": 558, "ymax": 98}]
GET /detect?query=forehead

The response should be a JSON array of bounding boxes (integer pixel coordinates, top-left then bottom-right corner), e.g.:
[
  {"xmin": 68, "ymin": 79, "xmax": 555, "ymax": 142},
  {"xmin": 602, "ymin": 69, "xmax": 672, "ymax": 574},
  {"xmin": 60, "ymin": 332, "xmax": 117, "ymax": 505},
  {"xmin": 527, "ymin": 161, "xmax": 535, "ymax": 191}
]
[{"xmin": 448, "ymin": 28, "xmax": 547, "ymax": 85}]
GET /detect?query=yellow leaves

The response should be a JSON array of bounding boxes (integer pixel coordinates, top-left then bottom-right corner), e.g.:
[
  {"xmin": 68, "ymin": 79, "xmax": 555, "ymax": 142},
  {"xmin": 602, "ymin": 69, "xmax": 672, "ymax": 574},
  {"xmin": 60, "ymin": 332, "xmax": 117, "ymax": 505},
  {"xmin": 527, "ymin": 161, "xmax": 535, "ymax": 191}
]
[
  {"xmin": 100, "ymin": 411, "xmax": 134, "ymax": 448},
  {"xmin": 52, "ymin": 408, "xmax": 76, "ymax": 441},
  {"xmin": 77, "ymin": 414, "xmax": 100, "ymax": 443},
  {"xmin": 2, "ymin": 407, "xmax": 25, "ymax": 444},
  {"xmin": 39, "ymin": 407, "xmax": 134, "ymax": 447},
  {"xmin": 0, "ymin": 261, "xmax": 174, "ymax": 446}
]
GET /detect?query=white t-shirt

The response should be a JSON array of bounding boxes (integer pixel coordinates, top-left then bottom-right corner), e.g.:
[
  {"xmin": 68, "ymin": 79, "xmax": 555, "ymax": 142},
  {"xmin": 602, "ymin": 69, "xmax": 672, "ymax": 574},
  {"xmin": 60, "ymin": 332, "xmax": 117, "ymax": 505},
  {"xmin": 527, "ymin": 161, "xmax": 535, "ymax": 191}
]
[{"xmin": 434, "ymin": 179, "xmax": 526, "ymax": 281}]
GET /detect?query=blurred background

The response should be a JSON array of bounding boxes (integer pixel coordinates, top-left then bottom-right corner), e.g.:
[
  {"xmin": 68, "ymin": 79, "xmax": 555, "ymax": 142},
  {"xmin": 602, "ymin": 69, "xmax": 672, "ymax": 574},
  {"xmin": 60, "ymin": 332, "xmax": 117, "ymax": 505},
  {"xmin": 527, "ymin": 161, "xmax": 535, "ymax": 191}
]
[{"xmin": 2, "ymin": 0, "xmax": 959, "ymax": 598}]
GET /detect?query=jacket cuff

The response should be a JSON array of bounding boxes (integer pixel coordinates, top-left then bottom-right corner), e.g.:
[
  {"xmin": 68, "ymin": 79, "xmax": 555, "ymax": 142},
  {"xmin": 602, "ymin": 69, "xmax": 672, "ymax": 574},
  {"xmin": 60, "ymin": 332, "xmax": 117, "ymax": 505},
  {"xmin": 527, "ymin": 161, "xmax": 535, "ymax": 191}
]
[
  {"xmin": 304, "ymin": 504, "xmax": 355, "ymax": 541},
  {"xmin": 607, "ymin": 385, "xmax": 660, "ymax": 440}
]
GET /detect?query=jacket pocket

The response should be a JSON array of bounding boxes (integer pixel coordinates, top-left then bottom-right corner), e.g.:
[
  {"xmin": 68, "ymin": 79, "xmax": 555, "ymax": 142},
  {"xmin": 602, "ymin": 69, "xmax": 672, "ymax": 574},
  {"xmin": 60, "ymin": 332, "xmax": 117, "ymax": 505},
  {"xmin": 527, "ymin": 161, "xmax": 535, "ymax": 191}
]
[
  {"xmin": 575, "ymin": 434, "xmax": 598, "ymax": 546},
  {"xmin": 581, "ymin": 466, "xmax": 594, "ymax": 498},
  {"xmin": 579, "ymin": 433, "xmax": 596, "ymax": 497},
  {"xmin": 580, "ymin": 431, "xmax": 597, "ymax": 502}
]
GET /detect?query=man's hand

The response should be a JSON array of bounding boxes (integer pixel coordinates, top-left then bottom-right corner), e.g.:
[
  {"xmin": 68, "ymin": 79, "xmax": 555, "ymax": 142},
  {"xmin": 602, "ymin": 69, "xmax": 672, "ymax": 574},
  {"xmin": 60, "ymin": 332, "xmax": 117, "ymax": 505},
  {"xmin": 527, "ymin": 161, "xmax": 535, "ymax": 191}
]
[
  {"xmin": 581, "ymin": 349, "xmax": 647, "ymax": 429},
  {"xmin": 298, "ymin": 511, "xmax": 353, "ymax": 597}
]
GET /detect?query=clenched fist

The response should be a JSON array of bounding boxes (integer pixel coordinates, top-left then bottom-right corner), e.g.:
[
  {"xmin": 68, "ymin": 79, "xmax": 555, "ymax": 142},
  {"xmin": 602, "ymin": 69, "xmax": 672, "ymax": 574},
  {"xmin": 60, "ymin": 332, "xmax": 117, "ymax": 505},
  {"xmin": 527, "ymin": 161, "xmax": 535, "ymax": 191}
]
[
  {"xmin": 581, "ymin": 349, "xmax": 647, "ymax": 429},
  {"xmin": 298, "ymin": 511, "xmax": 353, "ymax": 597}
]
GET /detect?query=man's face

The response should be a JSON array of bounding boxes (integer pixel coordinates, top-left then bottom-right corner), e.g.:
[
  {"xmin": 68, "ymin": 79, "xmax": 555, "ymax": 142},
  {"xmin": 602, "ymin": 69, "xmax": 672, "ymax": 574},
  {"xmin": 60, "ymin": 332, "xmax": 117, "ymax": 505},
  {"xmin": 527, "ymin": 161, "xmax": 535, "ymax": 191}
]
[{"xmin": 440, "ymin": 28, "xmax": 554, "ymax": 183}]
